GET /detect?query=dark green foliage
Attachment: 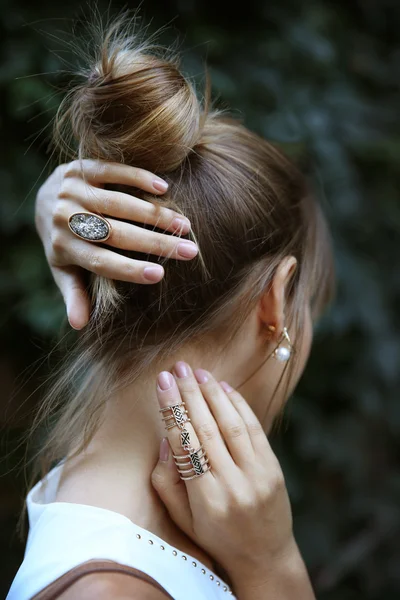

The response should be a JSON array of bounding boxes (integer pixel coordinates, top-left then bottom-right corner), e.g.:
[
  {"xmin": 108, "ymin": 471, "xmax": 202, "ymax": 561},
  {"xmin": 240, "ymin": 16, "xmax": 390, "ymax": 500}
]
[{"xmin": 1, "ymin": 1, "xmax": 399, "ymax": 598}]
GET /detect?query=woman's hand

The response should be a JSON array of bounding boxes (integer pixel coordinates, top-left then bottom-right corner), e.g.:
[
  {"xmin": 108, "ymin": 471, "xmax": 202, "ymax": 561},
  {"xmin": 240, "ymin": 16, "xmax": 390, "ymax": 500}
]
[
  {"xmin": 151, "ymin": 363, "xmax": 315, "ymax": 598},
  {"xmin": 35, "ymin": 160, "xmax": 197, "ymax": 330}
]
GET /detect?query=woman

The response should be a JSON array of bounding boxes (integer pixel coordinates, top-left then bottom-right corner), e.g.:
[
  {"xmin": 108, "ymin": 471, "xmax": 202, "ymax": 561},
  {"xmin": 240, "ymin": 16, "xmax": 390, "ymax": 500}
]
[{"xmin": 7, "ymin": 19, "xmax": 335, "ymax": 600}]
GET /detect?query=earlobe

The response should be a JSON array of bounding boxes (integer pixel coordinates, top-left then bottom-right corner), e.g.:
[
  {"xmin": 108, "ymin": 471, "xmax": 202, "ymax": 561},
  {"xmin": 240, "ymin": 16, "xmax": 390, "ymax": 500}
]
[{"xmin": 271, "ymin": 327, "xmax": 293, "ymax": 362}]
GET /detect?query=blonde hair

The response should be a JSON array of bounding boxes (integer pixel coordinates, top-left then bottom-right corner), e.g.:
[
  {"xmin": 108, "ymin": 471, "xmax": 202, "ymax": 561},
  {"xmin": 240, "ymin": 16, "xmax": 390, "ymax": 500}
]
[{"xmin": 18, "ymin": 18, "xmax": 335, "ymax": 537}]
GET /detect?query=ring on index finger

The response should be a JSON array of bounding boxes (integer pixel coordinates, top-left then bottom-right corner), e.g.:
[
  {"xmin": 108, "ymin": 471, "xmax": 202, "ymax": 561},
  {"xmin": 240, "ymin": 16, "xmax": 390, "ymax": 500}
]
[
  {"xmin": 68, "ymin": 212, "xmax": 112, "ymax": 242},
  {"xmin": 159, "ymin": 401, "xmax": 212, "ymax": 481}
]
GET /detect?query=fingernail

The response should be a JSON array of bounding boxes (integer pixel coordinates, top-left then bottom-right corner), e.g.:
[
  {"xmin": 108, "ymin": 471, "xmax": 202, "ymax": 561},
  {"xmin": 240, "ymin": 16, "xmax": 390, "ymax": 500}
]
[
  {"xmin": 153, "ymin": 178, "xmax": 168, "ymax": 192},
  {"xmin": 177, "ymin": 241, "xmax": 198, "ymax": 259},
  {"xmin": 157, "ymin": 371, "xmax": 174, "ymax": 391},
  {"xmin": 172, "ymin": 217, "xmax": 191, "ymax": 234},
  {"xmin": 194, "ymin": 369, "xmax": 209, "ymax": 384},
  {"xmin": 174, "ymin": 361, "xmax": 190, "ymax": 378},
  {"xmin": 220, "ymin": 381, "xmax": 233, "ymax": 393},
  {"xmin": 144, "ymin": 265, "xmax": 164, "ymax": 282},
  {"xmin": 160, "ymin": 437, "xmax": 170, "ymax": 462}
]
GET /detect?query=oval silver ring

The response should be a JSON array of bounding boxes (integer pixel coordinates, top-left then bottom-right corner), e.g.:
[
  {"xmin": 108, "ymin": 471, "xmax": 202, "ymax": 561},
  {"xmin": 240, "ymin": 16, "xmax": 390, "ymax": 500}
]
[{"xmin": 68, "ymin": 212, "xmax": 112, "ymax": 243}]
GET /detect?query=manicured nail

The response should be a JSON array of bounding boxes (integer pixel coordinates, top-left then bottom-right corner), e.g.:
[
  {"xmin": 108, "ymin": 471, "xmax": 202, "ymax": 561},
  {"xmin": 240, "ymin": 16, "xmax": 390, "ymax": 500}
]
[
  {"xmin": 177, "ymin": 241, "xmax": 198, "ymax": 259},
  {"xmin": 144, "ymin": 265, "xmax": 164, "ymax": 282},
  {"xmin": 174, "ymin": 361, "xmax": 190, "ymax": 378},
  {"xmin": 220, "ymin": 381, "xmax": 233, "ymax": 393},
  {"xmin": 172, "ymin": 217, "xmax": 191, "ymax": 234},
  {"xmin": 194, "ymin": 369, "xmax": 209, "ymax": 384},
  {"xmin": 160, "ymin": 437, "xmax": 170, "ymax": 462},
  {"xmin": 157, "ymin": 371, "xmax": 174, "ymax": 391},
  {"xmin": 153, "ymin": 178, "xmax": 168, "ymax": 192}
]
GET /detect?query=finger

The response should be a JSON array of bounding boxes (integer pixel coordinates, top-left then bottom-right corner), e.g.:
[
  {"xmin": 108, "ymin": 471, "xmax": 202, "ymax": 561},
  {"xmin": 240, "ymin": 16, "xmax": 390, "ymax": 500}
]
[
  {"xmin": 151, "ymin": 438, "xmax": 193, "ymax": 538},
  {"xmin": 51, "ymin": 266, "xmax": 90, "ymax": 329},
  {"xmin": 64, "ymin": 159, "xmax": 170, "ymax": 195},
  {"xmin": 156, "ymin": 371, "xmax": 217, "ymax": 489},
  {"xmin": 169, "ymin": 363, "xmax": 235, "ymax": 475},
  {"xmin": 68, "ymin": 181, "xmax": 191, "ymax": 235},
  {"xmin": 66, "ymin": 237, "xmax": 165, "ymax": 284},
  {"xmin": 56, "ymin": 198, "xmax": 196, "ymax": 260},
  {"xmin": 220, "ymin": 382, "xmax": 273, "ymax": 459},
  {"xmin": 191, "ymin": 369, "xmax": 255, "ymax": 468},
  {"xmin": 104, "ymin": 218, "xmax": 198, "ymax": 260}
]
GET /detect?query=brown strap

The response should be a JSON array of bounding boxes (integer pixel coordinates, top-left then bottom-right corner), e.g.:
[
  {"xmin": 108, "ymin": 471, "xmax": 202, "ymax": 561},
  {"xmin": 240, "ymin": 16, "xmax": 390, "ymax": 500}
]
[{"xmin": 31, "ymin": 559, "xmax": 174, "ymax": 600}]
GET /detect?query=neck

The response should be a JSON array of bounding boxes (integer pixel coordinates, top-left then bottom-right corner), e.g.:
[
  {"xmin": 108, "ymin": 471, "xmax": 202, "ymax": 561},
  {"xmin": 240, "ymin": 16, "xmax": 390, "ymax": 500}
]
[
  {"xmin": 57, "ymin": 350, "xmax": 230, "ymax": 571},
  {"xmin": 76, "ymin": 373, "xmax": 173, "ymax": 525}
]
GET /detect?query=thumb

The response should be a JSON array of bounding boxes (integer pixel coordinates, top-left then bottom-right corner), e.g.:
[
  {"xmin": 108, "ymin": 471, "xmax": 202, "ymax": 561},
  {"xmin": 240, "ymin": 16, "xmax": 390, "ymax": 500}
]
[
  {"xmin": 51, "ymin": 266, "xmax": 90, "ymax": 330},
  {"xmin": 151, "ymin": 438, "xmax": 193, "ymax": 537}
]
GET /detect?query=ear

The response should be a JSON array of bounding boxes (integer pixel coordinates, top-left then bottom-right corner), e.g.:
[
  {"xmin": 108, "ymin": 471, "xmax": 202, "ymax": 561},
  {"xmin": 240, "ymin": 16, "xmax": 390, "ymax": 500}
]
[{"xmin": 258, "ymin": 256, "xmax": 298, "ymax": 337}]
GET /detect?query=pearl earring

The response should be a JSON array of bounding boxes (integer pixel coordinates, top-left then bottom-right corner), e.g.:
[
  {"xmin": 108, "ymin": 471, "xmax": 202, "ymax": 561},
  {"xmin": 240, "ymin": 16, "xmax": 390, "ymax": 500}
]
[{"xmin": 272, "ymin": 327, "xmax": 292, "ymax": 362}]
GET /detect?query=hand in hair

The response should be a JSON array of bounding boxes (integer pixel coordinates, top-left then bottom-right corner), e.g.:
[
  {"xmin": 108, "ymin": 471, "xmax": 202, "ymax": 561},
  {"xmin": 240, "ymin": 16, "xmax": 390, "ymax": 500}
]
[{"xmin": 35, "ymin": 160, "xmax": 197, "ymax": 330}]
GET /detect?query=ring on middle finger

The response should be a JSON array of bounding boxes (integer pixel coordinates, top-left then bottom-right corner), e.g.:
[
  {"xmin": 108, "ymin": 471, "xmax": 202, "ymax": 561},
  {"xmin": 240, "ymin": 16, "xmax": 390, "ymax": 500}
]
[
  {"xmin": 159, "ymin": 397, "xmax": 212, "ymax": 480},
  {"xmin": 159, "ymin": 401, "xmax": 193, "ymax": 448},
  {"xmin": 68, "ymin": 211, "xmax": 112, "ymax": 242}
]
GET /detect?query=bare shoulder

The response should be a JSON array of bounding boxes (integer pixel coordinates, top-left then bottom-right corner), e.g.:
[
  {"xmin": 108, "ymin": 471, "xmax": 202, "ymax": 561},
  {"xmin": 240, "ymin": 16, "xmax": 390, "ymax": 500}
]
[{"xmin": 56, "ymin": 570, "xmax": 171, "ymax": 600}]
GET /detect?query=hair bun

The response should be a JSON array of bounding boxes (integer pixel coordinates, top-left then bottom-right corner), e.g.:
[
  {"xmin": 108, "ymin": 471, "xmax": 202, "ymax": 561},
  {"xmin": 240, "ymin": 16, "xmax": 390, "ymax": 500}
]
[{"xmin": 59, "ymin": 30, "xmax": 202, "ymax": 173}]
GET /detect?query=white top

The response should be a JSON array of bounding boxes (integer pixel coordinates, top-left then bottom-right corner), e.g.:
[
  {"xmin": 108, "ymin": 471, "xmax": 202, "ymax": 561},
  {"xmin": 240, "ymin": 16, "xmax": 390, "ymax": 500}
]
[{"xmin": 7, "ymin": 460, "xmax": 235, "ymax": 600}]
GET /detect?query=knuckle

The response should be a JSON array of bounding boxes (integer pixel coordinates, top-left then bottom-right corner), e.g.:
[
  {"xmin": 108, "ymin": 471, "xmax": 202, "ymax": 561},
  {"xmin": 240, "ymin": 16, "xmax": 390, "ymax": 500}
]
[
  {"xmin": 273, "ymin": 470, "xmax": 286, "ymax": 490},
  {"xmin": 57, "ymin": 180, "xmax": 72, "ymax": 199},
  {"xmin": 129, "ymin": 166, "xmax": 140, "ymax": 182},
  {"xmin": 160, "ymin": 206, "xmax": 175, "ymax": 223},
  {"xmin": 122, "ymin": 260, "xmax": 139, "ymax": 279},
  {"xmin": 86, "ymin": 252, "xmax": 103, "ymax": 272},
  {"xmin": 226, "ymin": 490, "xmax": 255, "ymax": 513},
  {"xmin": 265, "ymin": 469, "xmax": 285, "ymax": 495},
  {"xmin": 150, "ymin": 469, "xmax": 166, "ymax": 489},
  {"xmin": 110, "ymin": 227, "xmax": 123, "ymax": 248},
  {"xmin": 175, "ymin": 378, "xmax": 199, "ymax": 394},
  {"xmin": 94, "ymin": 161, "xmax": 109, "ymax": 178},
  {"xmin": 101, "ymin": 193, "xmax": 117, "ymax": 215},
  {"xmin": 151, "ymin": 235, "xmax": 169, "ymax": 256},
  {"xmin": 52, "ymin": 200, "xmax": 68, "ymax": 226},
  {"xmin": 197, "ymin": 422, "xmax": 218, "ymax": 442},
  {"xmin": 230, "ymin": 391, "xmax": 246, "ymax": 406},
  {"xmin": 223, "ymin": 422, "xmax": 246, "ymax": 439},
  {"xmin": 206, "ymin": 501, "xmax": 229, "ymax": 521},
  {"xmin": 50, "ymin": 230, "xmax": 65, "ymax": 254},
  {"xmin": 247, "ymin": 421, "xmax": 265, "ymax": 437},
  {"xmin": 63, "ymin": 160, "xmax": 80, "ymax": 178}
]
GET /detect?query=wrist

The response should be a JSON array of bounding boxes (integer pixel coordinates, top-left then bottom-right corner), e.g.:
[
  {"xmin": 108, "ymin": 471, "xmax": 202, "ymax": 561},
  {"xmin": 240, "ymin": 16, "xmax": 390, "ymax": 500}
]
[{"xmin": 230, "ymin": 539, "xmax": 315, "ymax": 600}]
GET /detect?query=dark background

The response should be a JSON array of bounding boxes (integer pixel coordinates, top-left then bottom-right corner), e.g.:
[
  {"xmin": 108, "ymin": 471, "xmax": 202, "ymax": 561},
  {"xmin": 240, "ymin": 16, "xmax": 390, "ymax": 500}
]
[{"xmin": 1, "ymin": 1, "xmax": 399, "ymax": 598}]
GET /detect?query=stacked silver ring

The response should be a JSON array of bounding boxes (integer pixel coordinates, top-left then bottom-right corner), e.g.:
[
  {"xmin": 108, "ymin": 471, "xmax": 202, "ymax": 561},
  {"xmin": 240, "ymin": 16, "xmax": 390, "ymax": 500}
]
[{"xmin": 159, "ymin": 401, "xmax": 211, "ymax": 481}]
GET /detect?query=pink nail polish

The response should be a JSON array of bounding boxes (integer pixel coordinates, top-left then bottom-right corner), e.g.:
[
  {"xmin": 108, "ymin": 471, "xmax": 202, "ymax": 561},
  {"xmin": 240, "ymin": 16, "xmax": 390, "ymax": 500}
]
[
  {"xmin": 177, "ymin": 241, "xmax": 198, "ymax": 259},
  {"xmin": 194, "ymin": 369, "xmax": 209, "ymax": 384},
  {"xmin": 171, "ymin": 217, "xmax": 191, "ymax": 234},
  {"xmin": 158, "ymin": 371, "xmax": 174, "ymax": 391},
  {"xmin": 153, "ymin": 178, "xmax": 168, "ymax": 192},
  {"xmin": 220, "ymin": 381, "xmax": 233, "ymax": 393},
  {"xmin": 174, "ymin": 361, "xmax": 190, "ymax": 378},
  {"xmin": 160, "ymin": 437, "xmax": 170, "ymax": 462},
  {"xmin": 144, "ymin": 266, "xmax": 164, "ymax": 282}
]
